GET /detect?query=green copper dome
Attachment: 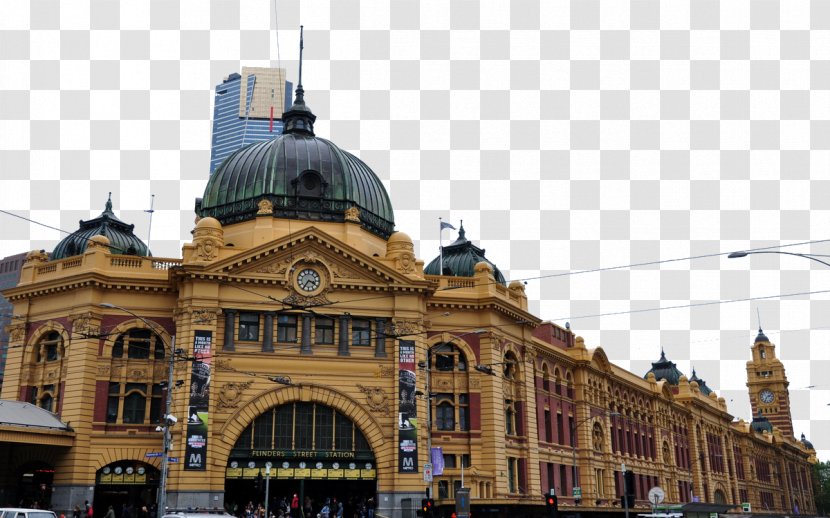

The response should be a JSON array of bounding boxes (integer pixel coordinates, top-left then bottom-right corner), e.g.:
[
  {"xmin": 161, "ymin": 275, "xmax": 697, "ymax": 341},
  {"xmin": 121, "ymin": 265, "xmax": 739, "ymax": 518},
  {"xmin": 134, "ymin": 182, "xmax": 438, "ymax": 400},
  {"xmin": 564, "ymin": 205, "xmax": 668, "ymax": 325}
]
[
  {"xmin": 424, "ymin": 224, "xmax": 507, "ymax": 285},
  {"xmin": 198, "ymin": 91, "xmax": 395, "ymax": 239},
  {"xmin": 751, "ymin": 411, "xmax": 773, "ymax": 434},
  {"xmin": 689, "ymin": 368, "xmax": 713, "ymax": 396},
  {"xmin": 52, "ymin": 194, "xmax": 150, "ymax": 259},
  {"xmin": 644, "ymin": 349, "xmax": 685, "ymax": 386}
]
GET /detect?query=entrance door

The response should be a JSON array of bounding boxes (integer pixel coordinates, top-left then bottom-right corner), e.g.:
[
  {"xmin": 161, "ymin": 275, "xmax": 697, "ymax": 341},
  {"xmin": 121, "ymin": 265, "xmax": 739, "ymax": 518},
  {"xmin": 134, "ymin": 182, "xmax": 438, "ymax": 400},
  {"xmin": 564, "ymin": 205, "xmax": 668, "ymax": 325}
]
[
  {"xmin": 15, "ymin": 462, "xmax": 55, "ymax": 510},
  {"xmin": 226, "ymin": 402, "xmax": 378, "ymax": 518},
  {"xmin": 94, "ymin": 462, "xmax": 159, "ymax": 518}
]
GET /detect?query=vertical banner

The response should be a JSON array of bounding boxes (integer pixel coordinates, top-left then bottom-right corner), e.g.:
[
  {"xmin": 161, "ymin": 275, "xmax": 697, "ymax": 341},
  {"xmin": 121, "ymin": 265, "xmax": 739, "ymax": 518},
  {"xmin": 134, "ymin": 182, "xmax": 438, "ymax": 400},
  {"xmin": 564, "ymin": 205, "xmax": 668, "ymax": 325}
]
[
  {"xmin": 431, "ymin": 447, "xmax": 444, "ymax": 476},
  {"xmin": 398, "ymin": 340, "xmax": 419, "ymax": 472},
  {"xmin": 184, "ymin": 330, "xmax": 212, "ymax": 470}
]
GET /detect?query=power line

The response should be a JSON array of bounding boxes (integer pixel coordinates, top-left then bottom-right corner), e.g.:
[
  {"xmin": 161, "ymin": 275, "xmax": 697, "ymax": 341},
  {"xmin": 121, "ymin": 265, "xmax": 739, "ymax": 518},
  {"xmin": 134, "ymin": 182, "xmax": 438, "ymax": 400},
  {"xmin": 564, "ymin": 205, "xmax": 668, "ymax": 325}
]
[
  {"xmin": 549, "ymin": 288, "xmax": 830, "ymax": 322},
  {"xmin": 0, "ymin": 209, "xmax": 134, "ymax": 255}
]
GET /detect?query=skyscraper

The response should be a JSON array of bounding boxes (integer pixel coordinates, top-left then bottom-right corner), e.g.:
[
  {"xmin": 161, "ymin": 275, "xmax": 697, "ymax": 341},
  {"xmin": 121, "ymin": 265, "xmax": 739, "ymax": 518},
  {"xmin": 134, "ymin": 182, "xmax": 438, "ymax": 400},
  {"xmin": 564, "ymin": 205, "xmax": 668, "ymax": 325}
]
[{"xmin": 209, "ymin": 67, "xmax": 293, "ymax": 174}]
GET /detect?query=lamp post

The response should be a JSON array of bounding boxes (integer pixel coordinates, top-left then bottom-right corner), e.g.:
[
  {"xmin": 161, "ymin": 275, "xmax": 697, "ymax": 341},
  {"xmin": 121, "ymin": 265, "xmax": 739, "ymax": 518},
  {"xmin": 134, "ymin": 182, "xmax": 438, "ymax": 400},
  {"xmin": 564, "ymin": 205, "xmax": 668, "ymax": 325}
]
[
  {"xmin": 101, "ymin": 303, "xmax": 177, "ymax": 515},
  {"xmin": 570, "ymin": 411, "xmax": 620, "ymax": 505},
  {"xmin": 728, "ymin": 250, "xmax": 830, "ymax": 268}
]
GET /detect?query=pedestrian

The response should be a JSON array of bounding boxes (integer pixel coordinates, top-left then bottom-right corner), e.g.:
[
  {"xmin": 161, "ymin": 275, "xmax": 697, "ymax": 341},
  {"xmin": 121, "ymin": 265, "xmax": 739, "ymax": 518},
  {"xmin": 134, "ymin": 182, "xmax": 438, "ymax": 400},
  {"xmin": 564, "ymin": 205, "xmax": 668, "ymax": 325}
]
[
  {"xmin": 105, "ymin": 507, "xmax": 116, "ymax": 518},
  {"xmin": 289, "ymin": 494, "xmax": 299, "ymax": 518},
  {"xmin": 73, "ymin": 505, "xmax": 82, "ymax": 518},
  {"xmin": 319, "ymin": 499, "xmax": 330, "ymax": 518},
  {"xmin": 302, "ymin": 497, "xmax": 312, "ymax": 518},
  {"xmin": 86, "ymin": 502, "xmax": 94, "ymax": 518}
]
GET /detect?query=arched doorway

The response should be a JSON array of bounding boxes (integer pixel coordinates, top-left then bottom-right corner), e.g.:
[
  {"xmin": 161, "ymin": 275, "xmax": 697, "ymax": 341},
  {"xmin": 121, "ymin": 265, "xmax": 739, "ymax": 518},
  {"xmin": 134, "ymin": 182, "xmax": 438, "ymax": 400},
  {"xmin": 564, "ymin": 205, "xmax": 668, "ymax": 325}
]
[
  {"xmin": 713, "ymin": 488, "xmax": 727, "ymax": 505},
  {"xmin": 14, "ymin": 462, "xmax": 55, "ymax": 509},
  {"xmin": 94, "ymin": 461, "xmax": 160, "ymax": 518},
  {"xmin": 225, "ymin": 402, "xmax": 376, "ymax": 518}
]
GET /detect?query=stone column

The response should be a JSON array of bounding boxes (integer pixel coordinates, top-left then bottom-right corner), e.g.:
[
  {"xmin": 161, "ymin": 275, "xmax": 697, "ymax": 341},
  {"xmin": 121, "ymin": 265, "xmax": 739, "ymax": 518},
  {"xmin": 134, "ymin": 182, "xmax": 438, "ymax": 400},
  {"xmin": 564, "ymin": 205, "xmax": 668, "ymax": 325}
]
[
  {"xmin": 223, "ymin": 309, "xmax": 236, "ymax": 351},
  {"xmin": 338, "ymin": 314, "xmax": 351, "ymax": 356},
  {"xmin": 374, "ymin": 318, "xmax": 387, "ymax": 357},
  {"xmin": 301, "ymin": 314, "xmax": 313, "ymax": 355},
  {"xmin": 262, "ymin": 311, "xmax": 275, "ymax": 352}
]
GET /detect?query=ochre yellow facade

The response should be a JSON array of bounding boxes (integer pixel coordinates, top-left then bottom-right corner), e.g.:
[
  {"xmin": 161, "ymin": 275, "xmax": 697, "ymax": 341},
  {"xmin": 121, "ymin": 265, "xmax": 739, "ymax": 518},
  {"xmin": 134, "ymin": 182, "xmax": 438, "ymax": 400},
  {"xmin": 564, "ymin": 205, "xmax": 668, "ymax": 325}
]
[{"xmin": 0, "ymin": 212, "xmax": 818, "ymax": 518}]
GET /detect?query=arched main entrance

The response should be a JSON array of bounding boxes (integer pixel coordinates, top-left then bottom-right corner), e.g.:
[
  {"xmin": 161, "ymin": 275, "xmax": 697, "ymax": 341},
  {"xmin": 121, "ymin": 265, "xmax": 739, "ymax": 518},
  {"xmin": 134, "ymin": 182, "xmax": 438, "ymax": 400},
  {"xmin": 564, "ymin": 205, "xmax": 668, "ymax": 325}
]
[
  {"xmin": 94, "ymin": 461, "xmax": 160, "ymax": 518},
  {"xmin": 225, "ymin": 402, "xmax": 376, "ymax": 518},
  {"xmin": 13, "ymin": 461, "xmax": 55, "ymax": 509}
]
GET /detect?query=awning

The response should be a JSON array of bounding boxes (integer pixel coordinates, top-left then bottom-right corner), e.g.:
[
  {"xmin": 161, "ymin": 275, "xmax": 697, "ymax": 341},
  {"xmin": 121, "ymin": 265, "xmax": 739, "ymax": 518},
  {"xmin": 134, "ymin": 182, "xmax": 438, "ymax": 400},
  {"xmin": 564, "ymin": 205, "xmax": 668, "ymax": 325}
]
[
  {"xmin": 0, "ymin": 399, "xmax": 73, "ymax": 430},
  {"xmin": 680, "ymin": 503, "xmax": 737, "ymax": 514}
]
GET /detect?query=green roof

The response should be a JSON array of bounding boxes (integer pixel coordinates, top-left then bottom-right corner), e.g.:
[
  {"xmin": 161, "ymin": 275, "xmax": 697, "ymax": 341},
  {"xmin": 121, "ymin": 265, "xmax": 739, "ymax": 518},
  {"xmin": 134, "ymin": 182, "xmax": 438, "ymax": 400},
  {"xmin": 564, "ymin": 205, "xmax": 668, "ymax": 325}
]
[{"xmin": 424, "ymin": 224, "xmax": 506, "ymax": 285}]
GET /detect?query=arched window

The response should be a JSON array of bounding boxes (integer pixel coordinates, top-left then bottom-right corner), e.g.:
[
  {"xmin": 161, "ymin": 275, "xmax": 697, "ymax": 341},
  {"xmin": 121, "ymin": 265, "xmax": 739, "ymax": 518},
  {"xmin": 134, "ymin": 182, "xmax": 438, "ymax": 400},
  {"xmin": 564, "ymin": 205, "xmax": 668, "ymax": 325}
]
[
  {"xmin": 503, "ymin": 352, "xmax": 518, "ymax": 380},
  {"xmin": 436, "ymin": 397, "xmax": 455, "ymax": 431},
  {"xmin": 112, "ymin": 328, "xmax": 166, "ymax": 359},
  {"xmin": 36, "ymin": 331, "xmax": 63, "ymax": 363},
  {"xmin": 505, "ymin": 400, "xmax": 516, "ymax": 435},
  {"xmin": 427, "ymin": 343, "xmax": 471, "ymax": 433},
  {"xmin": 40, "ymin": 393, "xmax": 54, "ymax": 413},
  {"xmin": 122, "ymin": 385, "xmax": 147, "ymax": 424},
  {"xmin": 542, "ymin": 364, "xmax": 550, "ymax": 392},
  {"xmin": 431, "ymin": 343, "xmax": 467, "ymax": 371}
]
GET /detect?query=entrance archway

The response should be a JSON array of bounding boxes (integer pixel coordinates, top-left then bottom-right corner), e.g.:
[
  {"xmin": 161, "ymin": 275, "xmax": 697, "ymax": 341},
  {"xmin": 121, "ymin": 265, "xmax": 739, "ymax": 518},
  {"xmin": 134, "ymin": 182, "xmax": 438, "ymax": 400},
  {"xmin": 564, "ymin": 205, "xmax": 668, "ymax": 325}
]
[
  {"xmin": 225, "ymin": 402, "xmax": 376, "ymax": 518},
  {"xmin": 94, "ymin": 461, "xmax": 159, "ymax": 518},
  {"xmin": 713, "ymin": 488, "xmax": 727, "ymax": 504}
]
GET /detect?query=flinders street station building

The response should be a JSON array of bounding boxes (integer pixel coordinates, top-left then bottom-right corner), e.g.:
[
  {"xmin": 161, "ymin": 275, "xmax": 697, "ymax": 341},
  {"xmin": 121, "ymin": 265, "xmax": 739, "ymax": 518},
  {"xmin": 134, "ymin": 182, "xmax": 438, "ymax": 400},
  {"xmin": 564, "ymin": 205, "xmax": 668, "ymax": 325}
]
[{"xmin": 0, "ymin": 87, "xmax": 819, "ymax": 518}]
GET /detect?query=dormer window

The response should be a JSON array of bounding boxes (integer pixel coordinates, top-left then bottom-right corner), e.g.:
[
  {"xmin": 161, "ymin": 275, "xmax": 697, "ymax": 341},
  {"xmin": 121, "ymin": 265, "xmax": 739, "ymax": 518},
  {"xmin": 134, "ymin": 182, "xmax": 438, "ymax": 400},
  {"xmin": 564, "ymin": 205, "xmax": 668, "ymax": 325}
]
[{"xmin": 294, "ymin": 170, "xmax": 326, "ymax": 197}]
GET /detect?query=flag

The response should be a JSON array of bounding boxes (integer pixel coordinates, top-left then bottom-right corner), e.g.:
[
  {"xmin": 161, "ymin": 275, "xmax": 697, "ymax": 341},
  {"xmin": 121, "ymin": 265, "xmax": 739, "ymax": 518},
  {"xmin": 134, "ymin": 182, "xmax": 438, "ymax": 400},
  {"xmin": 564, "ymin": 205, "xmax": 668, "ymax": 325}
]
[
  {"xmin": 431, "ymin": 447, "xmax": 444, "ymax": 476},
  {"xmin": 440, "ymin": 221, "xmax": 455, "ymax": 231}
]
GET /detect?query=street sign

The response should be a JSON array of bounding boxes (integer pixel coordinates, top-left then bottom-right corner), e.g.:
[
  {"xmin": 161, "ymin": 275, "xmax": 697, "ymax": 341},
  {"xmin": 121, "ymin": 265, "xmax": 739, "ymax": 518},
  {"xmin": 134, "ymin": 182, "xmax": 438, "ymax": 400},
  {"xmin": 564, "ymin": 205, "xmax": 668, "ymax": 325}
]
[
  {"xmin": 742, "ymin": 503, "xmax": 751, "ymax": 513},
  {"xmin": 648, "ymin": 487, "xmax": 665, "ymax": 505},
  {"xmin": 573, "ymin": 487, "xmax": 582, "ymax": 498},
  {"xmin": 424, "ymin": 462, "xmax": 433, "ymax": 482},
  {"xmin": 168, "ymin": 457, "xmax": 179, "ymax": 463},
  {"xmin": 455, "ymin": 488, "xmax": 470, "ymax": 518},
  {"xmin": 145, "ymin": 452, "xmax": 163, "ymax": 458}
]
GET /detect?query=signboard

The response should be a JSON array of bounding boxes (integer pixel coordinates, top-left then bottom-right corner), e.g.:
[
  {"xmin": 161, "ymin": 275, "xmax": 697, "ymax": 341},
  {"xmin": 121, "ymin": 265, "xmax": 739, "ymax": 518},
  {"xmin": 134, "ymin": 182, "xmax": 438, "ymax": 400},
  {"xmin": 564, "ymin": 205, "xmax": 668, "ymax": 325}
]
[
  {"xmin": 327, "ymin": 469, "xmax": 344, "ymax": 479},
  {"xmin": 742, "ymin": 503, "xmax": 751, "ymax": 513},
  {"xmin": 573, "ymin": 487, "xmax": 582, "ymax": 498},
  {"xmin": 344, "ymin": 468, "xmax": 361, "ymax": 479},
  {"xmin": 424, "ymin": 462, "xmax": 433, "ymax": 482},
  {"xmin": 455, "ymin": 488, "xmax": 470, "ymax": 518},
  {"xmin": 398, "ymin": 340, "xmax": 419, "ymax": 473},
  {"xmin": 185, "ymin": 330, "xmax": 212, "ymax": 470},
  {"xmin": 168, "ymin": 457, "xmax": 179, "ymax": 463},
  {"xmin": 145, "ymin": 452, "xmax": 163, "ymax": 458},
  {"xmin": 311, "ymin": 468, "xmax": 327, "ymax": 479},
  {"xmin": 710, "ymin": 513, "xmax": 718, "ymax": 518},
  {"xmin": 226, "ymin": 468, "xmax": 243, "ymax": 478},
  {"xmin": 277, "ymin": 468, "xmax": 294, "ymax": 479}
]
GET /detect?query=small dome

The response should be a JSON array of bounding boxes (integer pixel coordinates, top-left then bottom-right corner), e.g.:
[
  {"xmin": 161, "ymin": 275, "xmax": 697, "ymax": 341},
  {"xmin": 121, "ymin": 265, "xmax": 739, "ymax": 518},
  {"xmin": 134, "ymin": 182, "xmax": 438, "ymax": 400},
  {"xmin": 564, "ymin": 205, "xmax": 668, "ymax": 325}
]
[
  {"xmin": 689, "ymin": 368, "xmax": 713, "ymax": 396},
  {"xmin": 388, "ymin": 231, "xmax": 412, "ymax": 244},
  {"xmin": 195, "ymin": 216, "xmax": 222, "ymax": 230},
  {"xmin": 751, "ymin": 410, "xmax": 773, "ymax": 434},
  {"xmin": 424, "ymin": 224, "xmax": 506, "ymax": 285},
  {"xmin": 52, "ymin": 194, "xmax": 150, "ymax": 260},
  {"xmin": 643, "ymin": 349, "xmax": 686, "ymax": 386},
  {"xmin": 801, "ymin": 433, "xmax": 815, "ymax": 450},
  {"xmin": 755, "ymin": 326, "xmax": 769, "ymax": 343}
]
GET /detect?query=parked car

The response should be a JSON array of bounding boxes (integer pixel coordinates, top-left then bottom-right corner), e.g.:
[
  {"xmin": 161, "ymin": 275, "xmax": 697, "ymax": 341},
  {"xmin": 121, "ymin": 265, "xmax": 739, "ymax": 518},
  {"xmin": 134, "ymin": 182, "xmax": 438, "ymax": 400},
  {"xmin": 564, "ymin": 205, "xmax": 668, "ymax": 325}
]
[{"xmin": 0, "ymin": 509, "xmax": 58, "ymax": 518}]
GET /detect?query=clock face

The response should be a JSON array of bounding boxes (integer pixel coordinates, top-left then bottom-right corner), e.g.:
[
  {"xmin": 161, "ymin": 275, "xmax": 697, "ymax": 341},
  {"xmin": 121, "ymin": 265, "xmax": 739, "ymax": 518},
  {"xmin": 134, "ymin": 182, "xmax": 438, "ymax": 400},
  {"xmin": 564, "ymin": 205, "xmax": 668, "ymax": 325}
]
[
  {"xmin": 282, "ymin": 461, "xmax": 290, "ymax": 469},
  {"xmin": 759, "ymin": 389, "xmax": 775, "ymax": 403},
  {"xmin": 297, "ymin": 268, "xmax": 321, "ymax": 292}
]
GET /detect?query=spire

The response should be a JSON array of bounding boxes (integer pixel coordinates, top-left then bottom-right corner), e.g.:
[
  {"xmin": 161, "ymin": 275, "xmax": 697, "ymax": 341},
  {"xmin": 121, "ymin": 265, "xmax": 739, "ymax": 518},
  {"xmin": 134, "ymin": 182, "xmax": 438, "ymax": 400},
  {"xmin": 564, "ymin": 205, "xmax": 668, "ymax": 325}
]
[
  {"xmin": 282, "ymin": 25, "xmax": 317, "ymax": 136},
  {"xmin": 104, "ymin": 192, "xmax": 113, "ymax": 214},
  {"xmin": 658, "ymin": 347, "xmax": 667, "ymax": 362}
]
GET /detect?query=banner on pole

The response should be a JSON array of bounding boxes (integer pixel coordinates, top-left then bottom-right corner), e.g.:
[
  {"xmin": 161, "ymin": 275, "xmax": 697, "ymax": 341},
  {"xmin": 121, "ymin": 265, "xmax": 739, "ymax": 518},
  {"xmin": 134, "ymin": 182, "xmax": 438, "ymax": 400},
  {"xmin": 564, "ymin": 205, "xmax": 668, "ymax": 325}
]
[
  {"xmin": 398, "ymin": 340, "xmax": 419, "ymax": 473},
  {"xmin": 184, "ymin": 330, "xmax": 212, "ymax": 470}
]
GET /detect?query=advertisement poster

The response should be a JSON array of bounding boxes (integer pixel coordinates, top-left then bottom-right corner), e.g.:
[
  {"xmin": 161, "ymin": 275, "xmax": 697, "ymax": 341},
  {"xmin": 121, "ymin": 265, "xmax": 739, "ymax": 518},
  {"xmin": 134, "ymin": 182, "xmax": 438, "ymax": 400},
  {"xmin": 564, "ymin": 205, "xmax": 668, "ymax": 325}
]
[
  {"xmin": 184, "ymin": 330, "xmax": 212, "ymax": 470},
  {"xmin": 398, "ymin": 340, "xmax": 419, "ymax": 472}
]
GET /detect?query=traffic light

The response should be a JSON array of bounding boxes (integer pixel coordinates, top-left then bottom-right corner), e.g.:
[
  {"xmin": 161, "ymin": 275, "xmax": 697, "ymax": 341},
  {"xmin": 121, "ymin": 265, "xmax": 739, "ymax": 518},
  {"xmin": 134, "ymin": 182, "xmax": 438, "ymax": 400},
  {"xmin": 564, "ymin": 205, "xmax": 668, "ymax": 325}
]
[
  {"xmin": 545, "ymin": 492, "xmax": 558, "ymax": 518},
  {"xmin": 421, "ymin": 498, "xmax": 434, "ymax": 518}
]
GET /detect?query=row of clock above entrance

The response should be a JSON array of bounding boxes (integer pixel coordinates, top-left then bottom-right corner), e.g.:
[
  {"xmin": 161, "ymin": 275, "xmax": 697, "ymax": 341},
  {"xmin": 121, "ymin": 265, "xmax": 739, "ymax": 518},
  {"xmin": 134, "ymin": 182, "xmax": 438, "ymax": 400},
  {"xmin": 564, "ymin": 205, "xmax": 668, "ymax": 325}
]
[{"xmin": 221, "ymin": 310, "xmax": 390, "ymax": 358}]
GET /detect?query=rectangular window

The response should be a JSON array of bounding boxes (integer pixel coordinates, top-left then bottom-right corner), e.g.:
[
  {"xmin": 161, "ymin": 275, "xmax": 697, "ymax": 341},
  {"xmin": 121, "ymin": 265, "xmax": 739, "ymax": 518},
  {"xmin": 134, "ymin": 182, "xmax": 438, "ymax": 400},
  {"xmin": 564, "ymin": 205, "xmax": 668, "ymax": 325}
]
[
  {"xmin": 277, "ymin": 315, "xmax": 297, "ymax": 343},
  {"xmin": 150, "ymin": 383, "xmax": 163, "ymax": 423},
  {"xmin": 453, "ymin": 480, "xmax": 463, "ymax": 498},
  {"xmin": 315, "ymin": 406, "xmax": 333, "ymax": 450},
  {"xmin": 507, "ymin": 457, "xmax": 517, "ymax": 493},
  {"xmin": 505, "ymin": 400, "xmax": 515, "ymax": 436},
  {"xmin": 106, "ymin": 383, "xmax": 119, "ymax": 423},
  {"xmin": 315, "ymin": 317, "xmax": 334, "ymax": 344},
  {"xmin": 253, "ymin": 411, "xmax": 274, "ymax": 449},
  {"xmin": 544, "ymin": 410, "xmax": 552, "ymax": 443},
  {"xmin": 560, "ymin": 464, "xmax": 568, "ymax": 494},
  {"xmin": 352, "ymin": 319, "xmax": 371, "ymax": 346},
  {"xmin": 443, "ymin": 454, "xmax": 457, "ymax": 468},
  {"xmin": 295, "ymin": 404, "xmax": 313, "ymax": 449},
  {"xmin": 595, "ymin": 468, "xmax": 605, "ymax": 497},
  {"xmin": 461, "ymin": 454, "xmax": 471, "ymax": 468},
  {"xmin": 238, "ymin": 312, "xmax": 260, "ymax": 341},
  {"xmin": 438, "ymin": 480, "xmax": 449, "ymax": 499},
  {"xmin": 274, "ymin": 405, "xmax": 293, "ymax": 449},
  {"xmin": 459, "ymin": 394, "xmax": 470, "ymax": 431},
  {"xmin": 556, "ymin": 413, "xmax": 564, "ymax": 445},
  {"xmin": 334, "ymin": 411, "xmax": 353, "ymax": 450},
  {"xmin": 546, "ymin": 463, "xmax": 555, "ymax": 494},
  {"xmin": 436, "ymin": 395, "xmax": 455, "ymax": 431}
]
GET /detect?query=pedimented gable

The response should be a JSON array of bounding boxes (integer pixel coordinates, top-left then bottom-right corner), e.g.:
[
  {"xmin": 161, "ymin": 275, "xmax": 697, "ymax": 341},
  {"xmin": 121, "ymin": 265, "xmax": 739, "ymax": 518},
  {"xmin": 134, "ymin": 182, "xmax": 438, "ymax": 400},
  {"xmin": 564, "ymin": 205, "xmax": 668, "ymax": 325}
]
[{"xmin": 198, "ymin": 227, "xmax": 429, "ymax": 290}]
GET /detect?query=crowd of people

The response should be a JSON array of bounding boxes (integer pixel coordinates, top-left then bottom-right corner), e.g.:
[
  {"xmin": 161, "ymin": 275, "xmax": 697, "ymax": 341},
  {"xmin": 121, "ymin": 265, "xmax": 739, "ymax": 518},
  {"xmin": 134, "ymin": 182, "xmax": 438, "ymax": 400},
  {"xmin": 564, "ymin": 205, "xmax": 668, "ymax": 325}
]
[{"xmin": 231, "ymin": 494, "xmax": 375, "ymax": 518}]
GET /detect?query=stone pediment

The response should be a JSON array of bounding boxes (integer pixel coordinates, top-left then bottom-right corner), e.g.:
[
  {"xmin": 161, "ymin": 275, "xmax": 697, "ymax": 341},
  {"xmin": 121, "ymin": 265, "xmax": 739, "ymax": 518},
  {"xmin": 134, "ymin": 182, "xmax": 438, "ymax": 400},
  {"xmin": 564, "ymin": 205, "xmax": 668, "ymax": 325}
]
[{"xmin": 201, "ymin": 228, "xmax": 427, "ymax": 290}]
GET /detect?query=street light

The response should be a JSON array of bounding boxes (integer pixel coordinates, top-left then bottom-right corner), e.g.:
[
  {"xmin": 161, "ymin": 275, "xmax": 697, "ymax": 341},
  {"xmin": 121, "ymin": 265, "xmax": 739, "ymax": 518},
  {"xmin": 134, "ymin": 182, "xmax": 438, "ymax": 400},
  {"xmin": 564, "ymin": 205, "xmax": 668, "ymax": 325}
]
[
  {"xmin": 728, "ymin": 250, "xmax": 830, "ymax": 268},
  {"xmin": 571, "ymin": 411, "xmax": 620, "ymax": 505},
  {"xmin": 100, "ymin": 303, "xmax": 177, "ymax": 515}
]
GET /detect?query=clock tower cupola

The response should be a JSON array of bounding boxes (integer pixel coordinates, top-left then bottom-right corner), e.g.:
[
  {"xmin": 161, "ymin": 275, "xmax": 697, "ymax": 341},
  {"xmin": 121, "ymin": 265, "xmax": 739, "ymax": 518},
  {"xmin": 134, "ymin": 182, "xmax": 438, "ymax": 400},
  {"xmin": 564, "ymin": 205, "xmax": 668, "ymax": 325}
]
[{"xmin": 746, "ymin": 327, "xmax": 793, "ymax": 437}]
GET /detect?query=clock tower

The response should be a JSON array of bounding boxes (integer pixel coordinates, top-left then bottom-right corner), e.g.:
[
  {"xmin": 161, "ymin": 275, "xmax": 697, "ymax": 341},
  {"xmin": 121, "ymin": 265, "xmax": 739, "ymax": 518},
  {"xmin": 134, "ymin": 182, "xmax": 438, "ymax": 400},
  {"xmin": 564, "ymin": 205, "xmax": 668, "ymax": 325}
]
[{"xmin": 746, "ymin": 327, "xmax": 793, "ymax": 437}]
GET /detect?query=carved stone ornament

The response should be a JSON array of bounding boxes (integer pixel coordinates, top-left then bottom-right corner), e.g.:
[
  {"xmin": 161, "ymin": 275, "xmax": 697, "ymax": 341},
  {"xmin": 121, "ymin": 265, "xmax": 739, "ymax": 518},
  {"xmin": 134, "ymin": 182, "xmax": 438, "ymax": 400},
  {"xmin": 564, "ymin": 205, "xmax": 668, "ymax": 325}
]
[
  {"xmin": 395, "ymin": 252, "xmax": 416, "ymax": 274},
  {"xmin": 254, "ymin": 257, "xmax": 293, "ymax": 275},
  {"xmin": 344, "ymin": 206, "xmax": 360, "ymax": 223},
  {"xmin": 218, "ymin": 381, "xmax": 254, "ymax": 408},
  {"xmin": 129, "ymin": 369, "xmax": 147, "ymax": 380},
  {"xmin": 282, "ymin": 290, "xmax": 331, "ymax": 309},
  {"xmin": 332, "ymin": 264, "xmax": 361, "ymax": 279},
  {"xmin": 46, "ymin": 369, "xmax": 58, "ymax": 380},
  {"xmin": 98, "ymin": 365, "xmax": 111, "ymax": 376},
  {"xmin": 357, "ymin": 384, "xmax": 390, "ymax": 416},
  {"xmin": 9, "ymin": 324, "xmax": 26, "ymax": 343},
  {"xmin": 195, "ymin": 237, "xmax": 221, "ymax": 261},
  {"xmin": 435, "ymin": 379, "xmax": 452, "ymax": 390},
  {"xmin": 592, "ymin": 424, "xmax": 604, "ymax": 452},
  {"xmin": 215, "ymin": 358, "xmax": 233, "ymax": 372},
  {"xmin": 25, "ymin": 249, "xmax": 49, "ymax": 263},
  {"xmin": 257, "ymin": 198, "xmax": 274, "ymax": 215},
  {"xmin": 469, "ymin": 377, "xmax": 481, "ymax": 389},
  {"xmin": 389, "ymin": 320, "xmax": 420, "ymax": 337},
  {"xmin": 191, "ymin": 308, "xmax": 219, "ymax": 325},
  {"xmin": 72, "ymin": 315, "xmax": 101, "ymax": 338},
  {"xmin": 377, "ymin": 364, "xmax": 395, "ymax": 378},
  {"xmin": 300, "ymin": 251, "xmax": 323, "ymax": 264}
]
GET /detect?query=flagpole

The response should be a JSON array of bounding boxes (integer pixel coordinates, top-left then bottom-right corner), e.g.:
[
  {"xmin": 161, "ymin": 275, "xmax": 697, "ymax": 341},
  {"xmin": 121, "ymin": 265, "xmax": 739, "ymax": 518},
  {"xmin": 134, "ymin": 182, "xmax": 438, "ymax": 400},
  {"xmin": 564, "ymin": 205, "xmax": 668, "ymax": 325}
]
[{"xmin": 439, "ymin": 217, "xmax": 444, "ymax": 275}]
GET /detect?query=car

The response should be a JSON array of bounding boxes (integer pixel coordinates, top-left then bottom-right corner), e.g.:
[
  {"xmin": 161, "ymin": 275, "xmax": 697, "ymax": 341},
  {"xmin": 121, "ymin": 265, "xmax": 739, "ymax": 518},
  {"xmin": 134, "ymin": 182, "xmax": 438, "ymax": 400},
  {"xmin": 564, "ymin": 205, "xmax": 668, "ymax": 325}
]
[
  {"xmin": 162, "ymin": 511, "xmax": 234, "ymax": 518},
  {"xmin": 0, "ymin": 509, "xmax": 58, "ymax": 518}
]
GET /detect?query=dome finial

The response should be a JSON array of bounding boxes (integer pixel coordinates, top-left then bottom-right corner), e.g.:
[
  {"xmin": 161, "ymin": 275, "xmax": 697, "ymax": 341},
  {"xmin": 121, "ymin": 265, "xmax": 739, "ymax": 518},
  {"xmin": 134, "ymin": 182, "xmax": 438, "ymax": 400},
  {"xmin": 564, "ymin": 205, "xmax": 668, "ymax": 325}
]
[
  {"xmin": 282, "ymin": 25, "xmax": 317, "ymax": 136},
  {"xmin": 659, "ymin": 346, "xmax": 666, "ymax": 361},
  {"xmin": 458, "ymin": 220, "xmax": 465, "ymax": 240},
  {"xmin": 105, "ymin": 192, "xmax": 113, "ymax": 213}
]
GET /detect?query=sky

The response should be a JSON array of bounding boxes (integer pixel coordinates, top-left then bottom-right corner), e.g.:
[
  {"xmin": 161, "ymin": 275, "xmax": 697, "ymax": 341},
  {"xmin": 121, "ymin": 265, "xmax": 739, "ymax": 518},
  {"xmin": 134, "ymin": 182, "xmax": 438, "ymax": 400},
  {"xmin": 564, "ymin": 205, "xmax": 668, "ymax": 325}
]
[{"xmin": 1, "ymin": 0, "xmax": 829, "ymax": 458}]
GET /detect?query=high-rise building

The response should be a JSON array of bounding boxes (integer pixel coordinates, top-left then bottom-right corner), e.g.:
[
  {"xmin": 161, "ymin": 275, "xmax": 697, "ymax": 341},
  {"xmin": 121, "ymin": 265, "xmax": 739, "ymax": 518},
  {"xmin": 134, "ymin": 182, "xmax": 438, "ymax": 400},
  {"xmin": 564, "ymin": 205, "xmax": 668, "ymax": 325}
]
[
  {"xmin": 0, "ymin": 252, "xmax": 26, "ymax": 389},
  {"xmin": 209, "ymin": 67, "xmax": 293, "ymax": 174}
]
